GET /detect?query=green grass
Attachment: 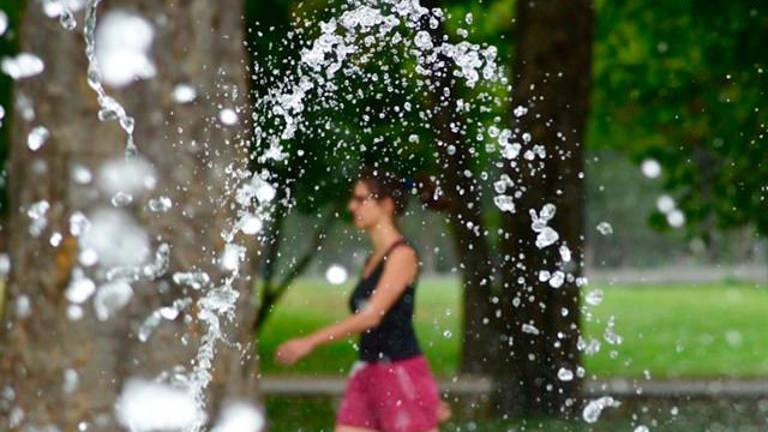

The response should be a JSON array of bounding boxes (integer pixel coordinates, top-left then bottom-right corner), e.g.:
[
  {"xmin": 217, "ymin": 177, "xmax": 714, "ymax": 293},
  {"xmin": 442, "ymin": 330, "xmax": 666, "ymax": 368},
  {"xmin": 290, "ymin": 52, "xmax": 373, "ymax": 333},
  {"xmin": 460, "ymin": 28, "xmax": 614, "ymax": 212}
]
[
  {"xmin": 260, "ymin": 277, "xmax": 768, "ymax": 379},
  {"xmin": 263, "ymin": 395, "xmax": 768, "ymax": 431}
]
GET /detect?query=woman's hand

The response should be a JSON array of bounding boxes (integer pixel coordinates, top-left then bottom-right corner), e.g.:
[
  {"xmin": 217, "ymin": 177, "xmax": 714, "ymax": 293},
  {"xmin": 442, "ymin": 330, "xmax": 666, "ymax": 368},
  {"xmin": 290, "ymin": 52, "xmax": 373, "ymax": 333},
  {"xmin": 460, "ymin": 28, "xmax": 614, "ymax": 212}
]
[{"xmin": 275, "ymin": 337, "xmax": 315, "ymax": 366}]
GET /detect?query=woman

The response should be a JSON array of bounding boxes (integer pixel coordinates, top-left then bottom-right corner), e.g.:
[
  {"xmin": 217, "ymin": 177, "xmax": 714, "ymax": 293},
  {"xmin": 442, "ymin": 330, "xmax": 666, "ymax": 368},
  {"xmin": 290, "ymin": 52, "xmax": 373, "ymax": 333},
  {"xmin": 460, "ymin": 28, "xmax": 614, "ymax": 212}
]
[{"xmin": 275, "ymin": 168, "xmax": 447, "ymax": 432}]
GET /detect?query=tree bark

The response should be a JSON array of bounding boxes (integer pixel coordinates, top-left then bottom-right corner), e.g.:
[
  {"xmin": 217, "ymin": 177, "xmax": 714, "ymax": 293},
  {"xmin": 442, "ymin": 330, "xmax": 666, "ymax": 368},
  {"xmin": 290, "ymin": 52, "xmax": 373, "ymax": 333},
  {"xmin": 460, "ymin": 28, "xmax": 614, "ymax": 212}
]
[
  {"xmin": 419, "ymin": 0, "xmax": 498, "ymax": 376},
  {"xmin": 496, "ymin": 0, "xmax": 594, "ymax": 418},
  {"xmin": 0, "ymin": 1, "xmax": 259, "ymax": 430}
]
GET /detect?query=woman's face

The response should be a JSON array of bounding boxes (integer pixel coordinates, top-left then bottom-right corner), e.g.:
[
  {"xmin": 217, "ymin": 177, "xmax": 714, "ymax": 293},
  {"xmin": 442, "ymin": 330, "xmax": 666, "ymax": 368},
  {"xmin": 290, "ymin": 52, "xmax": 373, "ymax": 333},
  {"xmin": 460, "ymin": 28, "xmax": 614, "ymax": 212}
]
[{"xmin": 347, "ymin": 181, "xmax": 393, "ymax": 230}]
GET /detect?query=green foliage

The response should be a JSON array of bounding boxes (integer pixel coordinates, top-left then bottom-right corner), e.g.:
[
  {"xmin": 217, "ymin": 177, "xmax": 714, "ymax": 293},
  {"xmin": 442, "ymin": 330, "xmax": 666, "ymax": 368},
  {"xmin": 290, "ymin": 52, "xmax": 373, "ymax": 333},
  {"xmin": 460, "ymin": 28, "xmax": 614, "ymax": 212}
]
[
  {"xmin": 0, "ymin": 1, "xmax": 24, "ymax": 215},
  {"xmin": 590, "ymin": 0, "xmax": 768, "ymax": 240}
]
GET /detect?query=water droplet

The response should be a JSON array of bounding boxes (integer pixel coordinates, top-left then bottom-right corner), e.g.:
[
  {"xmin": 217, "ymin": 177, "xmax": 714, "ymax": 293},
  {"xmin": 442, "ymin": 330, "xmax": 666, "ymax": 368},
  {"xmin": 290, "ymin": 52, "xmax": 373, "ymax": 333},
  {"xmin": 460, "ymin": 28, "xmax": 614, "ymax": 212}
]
[
  {"xmin": 63, "ymin": 369, "xmax": 79, "ymax": 394},
  {"xmin": 522, "ymin": 323, "xmax": 540, "ymax": 335},
  {"xmin": 173, "ymin": 271, "xmax": 211, "ymax": 290},
  {"xmin": 66, "ymin": 270, "xmax": 96, "ymax": 303},
  {"xmin": 582, "ymin": 396, "xmax": 620, "ymax": 423},
  {"xmin": 513, "ymin": 105, "xmax": 528, "ymax": 117},
  {"xmin": 442, "ymin": 330, "xmax": 452, "ymax": 338},
  {"xmin": 95, "ymin": 11, "xmax": 156, "ymax": 88},
  {"xmin": 59, "ymin": 8, "xmax": 77, "ymax": 31},
  {"xmin": 15, "ymin": 295, "xmax": 31, "ymax": 318},
  {"xmin": 493, "ymin": 195, "xmax": 515, "ymax": 213},
  {"xmin": 325, "ymin": 264, "xmax": 348, "ymax": 285},
  {"xmin": 111, "ymin": 191, "xmax": 134, "ymax": 207},
  {"xmin": 211, "ymin": 402, "xmax": 265, "ymax": 432},
  {"xmin": 596, "ymin": 221, "xmax": 613, "ymax": 235},
  {"xmin": 641, "ymin": 158, "xmax": 661, "ymax": 178},
  {"xmin": 634, "ymin": 426, "xmax": 649, "ymax": 432},
  {"xmin": 172, "ymin": 84, "xmax": 197, "ymax": 104},
  {"xmin": 585, "ymin": 289, "xmax": 603, "ymax": 306},
  {"xmin": 72, "ymin": 164, "xmax": 93, "ymax": 184},
  {"xmin": 27, "ymin": 126, "xmax": 50, "ymax": 151},
  {"xmin": 219, "ymin": 108, "xmax": 239, "ymax": 125},
  {"xmin": 239, "ymin": 214, "xmax": 263, "ymax": 235},
  {"xmin": 656, "ymin": 195, "xmax": 676, "ymax": 214},
  {"xmin": 548, "ymin": 271, "xmax": 565, "ymax": 288},
  {"xmin": 557, "ymin": 367, "xmax": 574, "ymax": 382},
  {"xmin": 219, "ymin": 243, "xmax": 246, "ymax": 271},
  {"xmin": 413, "ymin": 31, "xmax": 433, "ymax": 50},
  {"xmin": 148, "ymin": 196, "xmax": 172, "ymax": 212},
  {"xmin": 67, "ymin": 304, "xmax": 83, "ymax": 321},
  {"xmin": 93, "ymin": 280, "xmax": 133, "ymax": 321},
  {"xmin": 0, "ymin": 11, "xmax": 8, "ymax": 37},
  {"xmin": 1, "ymin": 53, "xmax": 45, "ymax": 80}
]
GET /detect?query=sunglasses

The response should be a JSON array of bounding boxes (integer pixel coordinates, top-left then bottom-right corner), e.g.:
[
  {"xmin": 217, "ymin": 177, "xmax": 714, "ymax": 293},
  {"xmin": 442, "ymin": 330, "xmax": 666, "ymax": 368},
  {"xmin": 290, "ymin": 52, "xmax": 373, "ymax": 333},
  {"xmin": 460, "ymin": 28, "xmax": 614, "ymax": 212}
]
[{"xmin": 350, "ymin": 193, "xmax": 374, "ymax": 204}]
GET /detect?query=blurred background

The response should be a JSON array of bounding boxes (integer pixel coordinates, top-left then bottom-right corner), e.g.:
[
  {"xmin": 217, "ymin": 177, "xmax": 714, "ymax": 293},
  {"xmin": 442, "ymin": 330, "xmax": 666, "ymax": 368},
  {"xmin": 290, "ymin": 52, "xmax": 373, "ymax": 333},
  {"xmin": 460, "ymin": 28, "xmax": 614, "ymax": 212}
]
[{"xmin": 0, "ymin": 0, "xmax": 766, "ymax": 431}]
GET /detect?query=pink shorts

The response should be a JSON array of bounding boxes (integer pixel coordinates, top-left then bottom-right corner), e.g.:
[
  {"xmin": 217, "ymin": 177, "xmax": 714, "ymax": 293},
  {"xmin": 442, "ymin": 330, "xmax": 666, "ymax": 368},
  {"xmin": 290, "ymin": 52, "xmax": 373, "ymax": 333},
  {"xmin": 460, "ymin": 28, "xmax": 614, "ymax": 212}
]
[{"xmin": 336, "ymin": 355, "xmax": 440, "ymax": 432}]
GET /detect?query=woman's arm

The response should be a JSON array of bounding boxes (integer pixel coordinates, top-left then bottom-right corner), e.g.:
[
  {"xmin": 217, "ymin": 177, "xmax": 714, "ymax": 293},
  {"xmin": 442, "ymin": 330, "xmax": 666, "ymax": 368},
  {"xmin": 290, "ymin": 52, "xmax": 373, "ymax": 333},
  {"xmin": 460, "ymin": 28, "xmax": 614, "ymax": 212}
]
[{"xmin": 275, "ymin": 246, "xmax": 418, "ymax": 365}]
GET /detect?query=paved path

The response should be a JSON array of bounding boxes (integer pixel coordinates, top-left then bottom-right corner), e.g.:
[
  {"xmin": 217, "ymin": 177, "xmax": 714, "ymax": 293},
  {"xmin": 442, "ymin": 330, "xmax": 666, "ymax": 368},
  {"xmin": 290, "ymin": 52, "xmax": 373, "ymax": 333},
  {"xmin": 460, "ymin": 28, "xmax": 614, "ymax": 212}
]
[{"xmin": 262, "ymin": 376, "xmax": 768, "ymax": 398}]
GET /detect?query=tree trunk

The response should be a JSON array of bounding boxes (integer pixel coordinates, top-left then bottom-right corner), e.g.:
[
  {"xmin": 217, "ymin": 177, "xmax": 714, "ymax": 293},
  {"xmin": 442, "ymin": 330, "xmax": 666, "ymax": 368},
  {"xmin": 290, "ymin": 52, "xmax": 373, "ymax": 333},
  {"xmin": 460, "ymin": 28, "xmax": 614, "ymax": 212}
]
[
  {"xmin": 419, "ymin": 0, "xmax": 497, "ymax": 376},
  {"xmin": 496, "ymin": 0, "xmax": 594, "ymax": 418},
  {"xmin": 0, "ymin": 1, "xmax": 259, "ymax": 430}
]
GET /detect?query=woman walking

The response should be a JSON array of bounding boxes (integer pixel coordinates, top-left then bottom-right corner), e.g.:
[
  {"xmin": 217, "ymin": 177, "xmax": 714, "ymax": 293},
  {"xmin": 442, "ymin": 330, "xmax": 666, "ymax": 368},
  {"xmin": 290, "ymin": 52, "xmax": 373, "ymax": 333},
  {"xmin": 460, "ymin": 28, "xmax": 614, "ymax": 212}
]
[{"xmin": 275, "ymin": 168, "xmax": 447, "ymax": 432}]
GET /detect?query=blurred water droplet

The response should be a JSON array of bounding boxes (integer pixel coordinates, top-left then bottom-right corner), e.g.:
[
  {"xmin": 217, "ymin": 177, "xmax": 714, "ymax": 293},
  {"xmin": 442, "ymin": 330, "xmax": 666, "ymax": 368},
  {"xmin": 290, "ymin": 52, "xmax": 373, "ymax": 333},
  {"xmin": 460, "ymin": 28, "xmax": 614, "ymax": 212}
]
[
  {"xmin": 95, "ymin": 11, "xmax": 156, "ymax": 88},
  {"xmin": 211, "ymin": 402, "xmax": 265, "ymax": 432},
  {"xmin": 641, "ymin": 158, "xmax": 661, "ymax": 179},
  {"xmin": 1, "ymin": 53, "xmax": 45, "ymax": 80},
  {"xmin": 67, "ymin": 304, "xmax": 83, "ymax": 321},
  {"xmin": 72, "ymin": 164, "xmax": 93, "ymax": 184},
  {"xmin": 325, "ymin": 264, "xmax": 348, "ymax": 285},
  {"xmin": 63, "ymin": 369, "xmax": 79, "ymax": 394},
  {"xmin": 111, "ymin": 191, "xmax": 134, "ymax": 207},
  {"xmin": 148, "ymin": 196, "xmax": 172, "ymax": 212},
  {"xmin": 219, "ymin": 108, "xmax": 239, "ymax": 126},
  {"xmin": 548, "ymin": 271, "xmax": 565, "ymax": 288},
  {"xmin": 15, "ymin": 295, "xmax": 31, "ymax": 319},
  {"xmin": 173, "ymin": 271, "xmax": 211, "ymax": 290},
  {"xmin": 522, "ymin": 323, "xmax": 539, "ymax": 335},
  {"xmin": 0, "ymin": 11, "xmax": 8, "ymax": 36},
  {"xmin": 27, "ymin": 126, "xmax": 50, "ymax": 151},
  {"xmin": 557, "ymin": 367, "xmax": 574, "ymax": 382},
  {"xmin": 582, "ymin": 396, "xmax": 620, "ymax": 423},
  {"xmin": 27, "ymin": 200, "xmax": 50, "ymax": 236},
  {"xmin": 596, "ymin": 221, "xmax": 613, "ymax": 235},
  {"xmin": 172, "ymin": 84, "xmax": 197, "ymax": 104},
  {"xmin": 115, "ymin": 379, "xmax": 202, "ymax": 431},
  {"xmin": 220, "ymin": 243, "xmax": 246, "ymax": 271},
  {"xmin": 585, "ymin": 289, "xmax": 603, "ymax": 306},
  {"xmin": 239, "ymin": 214, "xmax": 263, "ymax": 235},
  {"xmin": 66, "ymin": 270, "xmax": 96, "ymax": 303},
  {"xmin": 80, "ymin": 208, "xmax": 150, "ymax": 268},
  {"xmin": 93, "ymin": 280, "xmax": 133, "ymax": 321}
]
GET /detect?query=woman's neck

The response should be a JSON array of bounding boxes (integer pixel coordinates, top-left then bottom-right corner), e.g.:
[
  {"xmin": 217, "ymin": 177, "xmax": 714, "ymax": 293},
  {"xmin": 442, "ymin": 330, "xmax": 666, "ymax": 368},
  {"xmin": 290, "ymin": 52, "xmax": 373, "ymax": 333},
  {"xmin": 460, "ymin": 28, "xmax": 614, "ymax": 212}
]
[{"xmin": 368, "ymin": 220, "xmax": 402, "ymax": 255}]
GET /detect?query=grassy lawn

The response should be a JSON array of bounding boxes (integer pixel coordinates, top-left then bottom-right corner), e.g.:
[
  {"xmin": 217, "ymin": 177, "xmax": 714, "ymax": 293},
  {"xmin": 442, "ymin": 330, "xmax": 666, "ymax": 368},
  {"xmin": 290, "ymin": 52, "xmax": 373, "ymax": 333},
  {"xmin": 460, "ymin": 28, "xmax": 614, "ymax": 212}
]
[{"xmin": 259, "ymin": 277, "xmax": 768, "ymax": 379}]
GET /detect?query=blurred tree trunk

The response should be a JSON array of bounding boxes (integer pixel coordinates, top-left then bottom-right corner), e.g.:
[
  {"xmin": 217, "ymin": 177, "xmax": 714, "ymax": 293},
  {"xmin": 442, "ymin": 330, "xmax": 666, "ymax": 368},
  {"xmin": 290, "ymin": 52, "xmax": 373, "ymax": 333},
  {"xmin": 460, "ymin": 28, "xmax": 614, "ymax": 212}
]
[
  {"xmin": 0, "ymin": 1, "xmax": 260, "ymax": 430},
  {"xmin": 496, "ymin": 0, "xmax": 594, "ymax": 418},
  {"xmin": 420, "ymin": 0, "xmax": 497, "ymax": 377}
]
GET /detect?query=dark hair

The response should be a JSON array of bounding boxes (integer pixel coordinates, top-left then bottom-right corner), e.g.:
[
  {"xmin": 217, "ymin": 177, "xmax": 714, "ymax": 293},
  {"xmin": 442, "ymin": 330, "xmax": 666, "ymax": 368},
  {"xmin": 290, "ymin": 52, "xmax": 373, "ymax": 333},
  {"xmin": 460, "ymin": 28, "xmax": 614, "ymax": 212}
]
[
  {"xmin": 356, "ymin": 167, "xmax": 454, "ymax": 216},
  {"xmin": 357, "ymin": 167, "xmax": 411, "ymax": 216}
]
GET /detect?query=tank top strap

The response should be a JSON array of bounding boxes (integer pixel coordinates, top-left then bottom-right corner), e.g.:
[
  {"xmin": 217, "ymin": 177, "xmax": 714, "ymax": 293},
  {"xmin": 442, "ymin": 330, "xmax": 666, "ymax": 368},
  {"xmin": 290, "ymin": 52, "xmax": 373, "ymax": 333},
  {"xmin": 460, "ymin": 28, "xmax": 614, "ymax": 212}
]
[{"xmin": 382, "ymin": 237, "xmax": 408, "ymax": 261}]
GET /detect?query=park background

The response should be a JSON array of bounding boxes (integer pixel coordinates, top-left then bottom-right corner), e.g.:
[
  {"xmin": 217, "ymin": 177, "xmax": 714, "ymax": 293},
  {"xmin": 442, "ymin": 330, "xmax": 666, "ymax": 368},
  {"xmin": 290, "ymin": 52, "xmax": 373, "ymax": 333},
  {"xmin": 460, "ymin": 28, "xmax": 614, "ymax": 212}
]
[{"xmin": 0, "ymin": 0, "xmax": 766, "ymax": 431}]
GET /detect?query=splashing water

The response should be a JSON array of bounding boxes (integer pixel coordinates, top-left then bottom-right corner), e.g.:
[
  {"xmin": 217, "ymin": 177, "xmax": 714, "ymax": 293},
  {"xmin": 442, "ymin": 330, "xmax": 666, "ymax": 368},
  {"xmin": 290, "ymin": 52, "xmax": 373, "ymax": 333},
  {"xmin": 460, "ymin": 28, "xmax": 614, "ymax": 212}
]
[
  {"xmin": 4, "ymin": 0, "xmax": 625, "ymax": 429},
  {"xmin": 582, "ymin": 396, "xmax": 621, "ymax": 423}
]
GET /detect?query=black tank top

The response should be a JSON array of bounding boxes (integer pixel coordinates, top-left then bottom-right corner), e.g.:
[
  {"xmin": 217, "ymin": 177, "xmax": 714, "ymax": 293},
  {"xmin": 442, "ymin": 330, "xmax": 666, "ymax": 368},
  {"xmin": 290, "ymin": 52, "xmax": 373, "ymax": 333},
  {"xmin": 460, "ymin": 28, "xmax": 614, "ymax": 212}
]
[{"xmin": 348, "ymin": 238, "xmax": 421, "ymax": 362}]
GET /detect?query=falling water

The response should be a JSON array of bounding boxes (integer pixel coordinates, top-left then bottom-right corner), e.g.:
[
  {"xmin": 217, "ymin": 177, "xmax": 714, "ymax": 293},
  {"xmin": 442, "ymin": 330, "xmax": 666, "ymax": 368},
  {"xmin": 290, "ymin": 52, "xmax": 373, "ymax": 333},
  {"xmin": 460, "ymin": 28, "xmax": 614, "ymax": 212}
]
[{"xmin": 0, "ymin": 0, "xmax": 629, "ymax": 429}]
